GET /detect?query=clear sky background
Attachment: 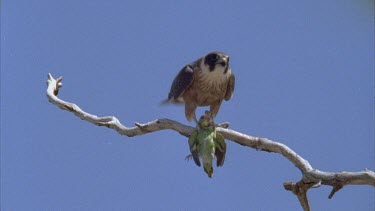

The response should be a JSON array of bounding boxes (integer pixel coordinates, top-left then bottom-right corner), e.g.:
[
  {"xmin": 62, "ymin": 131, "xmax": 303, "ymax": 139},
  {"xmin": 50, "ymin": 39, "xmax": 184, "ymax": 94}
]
[{"xmin": 1, "ymin": 0, "xmax": 374, "ymax": 210}]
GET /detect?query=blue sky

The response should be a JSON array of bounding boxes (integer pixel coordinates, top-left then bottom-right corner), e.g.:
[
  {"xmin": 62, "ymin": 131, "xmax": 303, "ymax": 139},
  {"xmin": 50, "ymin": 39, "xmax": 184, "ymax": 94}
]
[{"xmin": 1, "ymin": 0, "xmax": 374, "ymax": 210}]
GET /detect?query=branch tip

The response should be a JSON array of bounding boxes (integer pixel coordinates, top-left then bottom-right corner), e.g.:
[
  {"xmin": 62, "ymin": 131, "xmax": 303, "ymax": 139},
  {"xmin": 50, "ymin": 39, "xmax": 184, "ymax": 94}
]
[{"xmin": 328, "ymin": 185, "xmax": 343, "ymax": 199}]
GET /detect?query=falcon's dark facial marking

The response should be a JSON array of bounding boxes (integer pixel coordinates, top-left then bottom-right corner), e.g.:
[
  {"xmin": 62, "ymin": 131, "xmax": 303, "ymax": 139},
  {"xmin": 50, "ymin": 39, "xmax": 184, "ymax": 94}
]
[
  {"xmin": 217, "ymin": 57, "xmax": 227, "ymax": 67},
  {"xmin": 205, "ymin": 53, "xmax": 220, "ymax": 63},
  {"xmin": 204, "ymin": 53, "xmax": 220, "ymax": 72}
]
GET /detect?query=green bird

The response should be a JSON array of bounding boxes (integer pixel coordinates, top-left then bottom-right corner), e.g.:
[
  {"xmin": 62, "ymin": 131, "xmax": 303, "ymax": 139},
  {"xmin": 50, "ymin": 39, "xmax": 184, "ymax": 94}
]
[{"xmin": 186, "ymin": 111, "xmax": 227, "ymax": 178}]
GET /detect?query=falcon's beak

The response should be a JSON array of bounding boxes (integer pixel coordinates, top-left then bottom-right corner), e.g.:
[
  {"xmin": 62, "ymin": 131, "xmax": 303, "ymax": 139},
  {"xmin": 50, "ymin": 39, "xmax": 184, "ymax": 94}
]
[{"xmin": 216, "ymin": 56, "xmax": 228, "ymax": 66}]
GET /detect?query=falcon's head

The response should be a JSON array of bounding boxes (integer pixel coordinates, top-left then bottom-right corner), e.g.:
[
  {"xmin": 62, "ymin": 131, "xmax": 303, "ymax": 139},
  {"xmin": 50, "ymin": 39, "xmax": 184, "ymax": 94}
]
[{"xmin": 202, "ymin": 52, "xmax": 230, "ymax": 74}]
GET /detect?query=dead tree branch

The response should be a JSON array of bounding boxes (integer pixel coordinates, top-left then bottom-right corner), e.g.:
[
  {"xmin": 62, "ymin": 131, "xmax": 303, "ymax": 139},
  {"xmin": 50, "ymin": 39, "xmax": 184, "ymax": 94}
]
[{"xmin": 46, "ymin": 74, "xmax": 375, "ymax": 211}]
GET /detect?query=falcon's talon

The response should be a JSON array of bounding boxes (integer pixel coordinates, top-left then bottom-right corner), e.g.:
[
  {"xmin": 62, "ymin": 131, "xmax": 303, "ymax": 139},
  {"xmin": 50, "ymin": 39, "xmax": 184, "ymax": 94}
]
[{"xmin": 216, "ymin": 122, "xmax": 230, "ymax": 128}]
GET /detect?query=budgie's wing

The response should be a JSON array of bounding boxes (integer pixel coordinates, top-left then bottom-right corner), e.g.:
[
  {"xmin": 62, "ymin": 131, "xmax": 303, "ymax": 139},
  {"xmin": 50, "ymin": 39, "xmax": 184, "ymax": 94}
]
[
  {"xmin": 188, "ymin": 130, "xmax": 201, "ymax": 167},
  {"xmin": 214, "ymin": 132, "xmax": 226, "ymax": 167}
]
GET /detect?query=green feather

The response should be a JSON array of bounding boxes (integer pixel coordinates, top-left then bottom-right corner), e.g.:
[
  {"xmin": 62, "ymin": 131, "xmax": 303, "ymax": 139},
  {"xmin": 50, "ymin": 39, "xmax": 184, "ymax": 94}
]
[{"xmin": 186, "ymin": 111, "xmax": 227, "ymax": 177}]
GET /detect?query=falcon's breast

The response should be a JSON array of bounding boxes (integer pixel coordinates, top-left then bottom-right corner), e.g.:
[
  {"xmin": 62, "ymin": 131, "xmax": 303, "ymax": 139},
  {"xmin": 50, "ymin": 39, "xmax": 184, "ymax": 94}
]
[{"xmin": 185, "ymin": 66, "xmax": 231, "ymax": 106}]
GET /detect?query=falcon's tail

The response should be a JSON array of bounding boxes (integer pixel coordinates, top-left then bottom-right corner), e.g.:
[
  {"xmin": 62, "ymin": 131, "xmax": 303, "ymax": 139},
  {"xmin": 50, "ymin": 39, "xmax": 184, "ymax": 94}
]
[
  {"xmin": 160, "ymin": 99, "xmax": 170, "ymax": 105},
  {"xmin": 159, "ymin": 98, "xmax": 184, "ymax": 106}
]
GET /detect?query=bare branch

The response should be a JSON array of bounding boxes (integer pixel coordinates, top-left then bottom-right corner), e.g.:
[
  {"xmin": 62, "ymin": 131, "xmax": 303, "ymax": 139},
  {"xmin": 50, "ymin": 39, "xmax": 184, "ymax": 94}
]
[
  {"xmin": 46, "ymin": 74, "xmax": 194, "ymax": 137},
  {"xmin": 46, "ymin": 74, "xmax": 375, "ymax": 210}
]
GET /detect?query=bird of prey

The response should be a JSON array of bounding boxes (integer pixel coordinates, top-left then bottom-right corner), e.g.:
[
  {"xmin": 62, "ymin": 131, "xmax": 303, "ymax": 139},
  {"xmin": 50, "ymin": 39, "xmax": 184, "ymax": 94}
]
[
  {"xmin": 186, "ymin": 111, "xmax": 227, "ymax": 178},
  {"xmin": 164, "ymin": 51, "xmax": 235, "ymax": 123}
]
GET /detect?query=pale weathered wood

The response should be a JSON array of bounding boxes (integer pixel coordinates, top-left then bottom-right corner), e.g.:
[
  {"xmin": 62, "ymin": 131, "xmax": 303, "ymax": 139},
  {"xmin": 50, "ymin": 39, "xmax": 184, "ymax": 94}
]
[{"xmin": 46, "ymin": 73, "xmax": 375, "ymax": 211}]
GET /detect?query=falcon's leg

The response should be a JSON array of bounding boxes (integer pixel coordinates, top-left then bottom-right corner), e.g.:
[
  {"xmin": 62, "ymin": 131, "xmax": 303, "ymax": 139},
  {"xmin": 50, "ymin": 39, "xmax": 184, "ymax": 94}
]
[
  {"xmin": 185, "ymin": 103, "xmax": 198, "ymax": 124},
  {"xmin": 209, "ymin": 103, "xmax": 230, "ymax": 128},
  {"xmin": 194, "ymin": 115, "xmax": 203, "ymax": 131},
  {"xmin": 209, "ymin": 102, "xmax": 221, "ymax": 120},
  {"xmin": 193, "ymin": 115, "xmax": 199, "ymax": 125}
]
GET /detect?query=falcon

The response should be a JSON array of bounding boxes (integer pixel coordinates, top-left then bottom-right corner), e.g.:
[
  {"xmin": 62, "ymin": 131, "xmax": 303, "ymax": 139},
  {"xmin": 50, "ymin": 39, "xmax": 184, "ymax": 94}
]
[{"xmin": 164, "ymin": 51, "xmax": 235, "ymax": 123}]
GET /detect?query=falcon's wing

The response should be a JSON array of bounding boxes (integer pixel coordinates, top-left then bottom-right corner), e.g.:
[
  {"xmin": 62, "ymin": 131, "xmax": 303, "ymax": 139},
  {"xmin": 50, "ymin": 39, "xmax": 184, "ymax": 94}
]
[
  {"xmin": 168, "ymin": 65, "xmax": 194, "ymax": 102},
  {"xmin": 224, "ymin": 72, "xmax": 235, "ymax": 101},
  {"xmin": 214, "ymin": 132, "xmax": 226, "ymax": 167}
]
